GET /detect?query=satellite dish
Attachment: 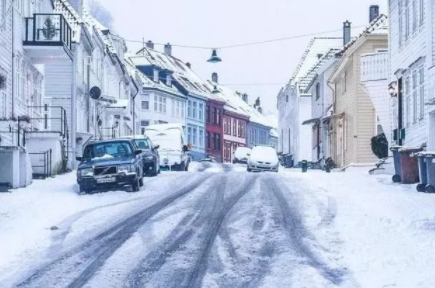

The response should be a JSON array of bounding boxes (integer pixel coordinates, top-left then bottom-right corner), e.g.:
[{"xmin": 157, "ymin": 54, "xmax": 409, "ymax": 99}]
[{"xmin": 90, "ymin": 86, "xmax": 101, "ymax": 100}]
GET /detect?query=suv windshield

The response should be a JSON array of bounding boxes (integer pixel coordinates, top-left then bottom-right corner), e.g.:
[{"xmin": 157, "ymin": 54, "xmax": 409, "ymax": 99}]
[
  {"xmin": 133, "ymin": 139, "xmax": 151, "ymax": 149},
  {"xmin": 83, "ymin": 141, "xmax": 133, "ymax": 160}
]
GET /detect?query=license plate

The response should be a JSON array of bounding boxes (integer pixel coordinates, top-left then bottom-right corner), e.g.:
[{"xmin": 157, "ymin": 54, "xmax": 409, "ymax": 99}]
[
  {"xmin": 160, "ymin": 167, "xmax": 170, "ymax": 171},
  {"xmin": 96, "ymin": 177, "xmax": 116, "ymax": 183}
]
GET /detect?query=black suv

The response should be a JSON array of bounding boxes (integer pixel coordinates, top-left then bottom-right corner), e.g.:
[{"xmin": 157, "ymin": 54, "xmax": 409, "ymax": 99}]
[
  {"xmin": 123, "ymin": 135, "xmax": 160, "ymax": 176},
  {"xmin": 76, "ymin": 139, "xmax": 144, "ymax": 193}
]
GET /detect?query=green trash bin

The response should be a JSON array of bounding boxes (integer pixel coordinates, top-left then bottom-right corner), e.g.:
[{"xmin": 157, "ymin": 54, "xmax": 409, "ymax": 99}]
[
  {"xmin": 390, "ymin": 146, "xmax": 403, "ymax": 183},
  {"xmin": 415, "ymin": 153, "xmax": 428, "ymax": 192},
  {"xmin": 424, "ymin": 152, "xmax": 435, "ymax": 193},
  {"xmin": 301, "ymin": 160, "xmax": 308, "ymax": 173},
  {"xmin": 398, "ymin": 147, "xmax": 422, "ymax": 184}
]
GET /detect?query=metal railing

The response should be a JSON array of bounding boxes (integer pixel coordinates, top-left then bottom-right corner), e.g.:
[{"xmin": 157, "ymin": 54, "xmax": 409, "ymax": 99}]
[
  {"xmin": 27, "ymin": 105, "xmax": 68, "ymax": 138},
  {"xmin": 24, "ymin": 14, "xmax": 72, "ymax": 51},
  {"xmin": 29, "ymin": 149, "xmax": 52, "ymax": 179}
]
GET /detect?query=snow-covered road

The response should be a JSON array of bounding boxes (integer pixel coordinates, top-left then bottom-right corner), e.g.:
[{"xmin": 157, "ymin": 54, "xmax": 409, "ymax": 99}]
[{"xmin": 1, "ymin": 163, "xmax": 435, "ymax": 288}]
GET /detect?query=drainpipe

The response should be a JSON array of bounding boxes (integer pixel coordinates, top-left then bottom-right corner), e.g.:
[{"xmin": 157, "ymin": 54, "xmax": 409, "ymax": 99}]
[
  {"xmin": 71, "ymin": 46, "xmax": 77, "ymax": 169},
  {"xmin": 130, "ymin": 76, "xmax": 139, "ymax": 135},
  {"xmin": 326, "ymin": 80, "xmax": 337, "ymax": 163},
  {"xmin": 11, "ymin": 0, "xmax": 15, "ymax": 120}
]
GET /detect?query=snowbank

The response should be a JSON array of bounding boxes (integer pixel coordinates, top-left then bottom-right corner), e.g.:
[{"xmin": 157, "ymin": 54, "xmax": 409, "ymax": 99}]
[{"xmin": 280, "ymin": 169, "xmax": 435, "ymax": 288}]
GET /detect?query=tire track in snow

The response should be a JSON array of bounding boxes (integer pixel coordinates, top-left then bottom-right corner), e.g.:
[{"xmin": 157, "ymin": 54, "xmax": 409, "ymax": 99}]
[
  {"xmin": 267, "ymin": 176, "xmax": 347, "ymax": 286},
  {"xmin": 127, "ymin": 174, "xmax": 257, "ymax": 288},
  {"xmin": 13, "ymin": 174, "xmax": 214, "ymax": 288}
]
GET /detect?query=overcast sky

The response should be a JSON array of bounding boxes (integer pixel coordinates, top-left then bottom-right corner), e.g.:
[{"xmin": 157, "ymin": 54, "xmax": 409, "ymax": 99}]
[{"xmin": 95, "ymin": 0, "xmax": 388, "ymax": 117}]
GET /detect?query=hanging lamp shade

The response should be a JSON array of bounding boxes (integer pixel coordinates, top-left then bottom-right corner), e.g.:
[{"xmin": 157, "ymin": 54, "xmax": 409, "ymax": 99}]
[
  {"xmin": 212, "ymin": 86, "xmax": 220, "ymax": 94},
  {"xmin": 207, "ymin": 49, "xmax": 222, "ymax": 63}
]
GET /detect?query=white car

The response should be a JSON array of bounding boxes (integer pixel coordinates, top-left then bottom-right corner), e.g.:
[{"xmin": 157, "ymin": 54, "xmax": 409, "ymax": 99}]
[
  {"xmin": 233, "ymin": 147, "xmax": 251, "ymax": 164},
  {"xmin": 247, "ymin": 146, "xmax": 279, "ymax": 172}
]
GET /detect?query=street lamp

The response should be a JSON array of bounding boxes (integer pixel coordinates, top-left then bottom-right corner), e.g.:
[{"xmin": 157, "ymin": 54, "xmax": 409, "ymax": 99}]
[{"xmin": 207, "ymin": 49, "xmax": 222, "ymax": 63}]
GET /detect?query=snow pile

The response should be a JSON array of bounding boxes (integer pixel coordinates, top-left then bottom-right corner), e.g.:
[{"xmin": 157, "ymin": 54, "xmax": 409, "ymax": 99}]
[{"xmin": 280, "ymin": 169, "xmax": 435, "ymax": 288}]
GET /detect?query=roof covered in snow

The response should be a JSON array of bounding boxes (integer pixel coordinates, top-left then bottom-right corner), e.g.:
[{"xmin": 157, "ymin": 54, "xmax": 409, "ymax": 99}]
[
  {"xmin": 135, "ymin": 46, "xmax": 212, "ymax": 99},
  {"xmin": 336, "ymin": 14, "xmax": 388, "ymax": 57},
  {"xmin": 289, "ymin": 37, "xmax": 343, "ymax": 85},
  {"xmin": 127, "ymin": 55, "xmax": 185, "ymax": 97}
]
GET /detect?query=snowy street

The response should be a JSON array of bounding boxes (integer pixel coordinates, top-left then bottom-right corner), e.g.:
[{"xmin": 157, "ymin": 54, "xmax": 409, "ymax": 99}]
[{"xmin": 1, "ymin": 164, "xmax": 435, "ymax": 288}]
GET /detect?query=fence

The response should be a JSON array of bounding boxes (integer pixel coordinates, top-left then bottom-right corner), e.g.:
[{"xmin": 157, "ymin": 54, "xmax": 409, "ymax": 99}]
[{"xmin": 29, "ymin": 149, "xmax": 52, "ymax": 179}]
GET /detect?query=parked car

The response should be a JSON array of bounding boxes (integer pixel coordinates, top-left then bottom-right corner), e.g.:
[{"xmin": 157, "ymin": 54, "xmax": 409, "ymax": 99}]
[
  {"xmin": 76, "ymin": 139, "xmax": 144, "ymax": 193},
  {"xmin": 199, "ymin": 156, "xmax": 218, "ymax": 163},
  {"xmin": 123, "ymin": 135, "xmax": 160, "ymax": 176},
  {"xmin": 247, "ymin": 146, "xmax": 279, "ymax": 172},
  {"xmin": 145, "ymin": 124, "xmax": 190, "ymax": 171},
  {"xmin": 233, "ymin": 147, "xmax": 251, "ymax": 164}
]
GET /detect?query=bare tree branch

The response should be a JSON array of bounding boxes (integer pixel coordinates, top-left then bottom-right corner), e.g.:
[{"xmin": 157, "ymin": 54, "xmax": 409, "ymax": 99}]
[{"xmin": 88, "ymin": 0, "xmax": 114, "ymax": 30}]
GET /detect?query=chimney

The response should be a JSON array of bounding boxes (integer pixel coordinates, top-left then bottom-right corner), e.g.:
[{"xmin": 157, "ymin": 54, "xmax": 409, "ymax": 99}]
[
  {"xmin": 242, "ymin": 93, "xmax": 248, "ymax": 103},
  {"xmin": 164, "ymin": 43, "xmax": 172, "ymax": 56},
  {"xmin": 186, "ymin": 62, "xmax": 191, "ymax": 68},
  {"xmin": 255, "ymin": 97, "xmax": 261, "ymax": 108},
  {"xmin": 146, "ymin": 40, "xmax": 154, "ymax": 49},
  {"xmin": 343, "ymin": 21, "xmax": 352, "ymax": 46},
  {"xmin": 369, "ymin": 5, "xmax": 380, "ymax": 23},
  {"xmin": 257, "ymin": 106, "xmax": 263, "ymax": 114},
  {"xmin": 317, "ymin": 53, "xmax": 323, "ymax": 59},
  {"xmin": 212, "ymin": 72, "xmax": 218, "ymax": 83}
]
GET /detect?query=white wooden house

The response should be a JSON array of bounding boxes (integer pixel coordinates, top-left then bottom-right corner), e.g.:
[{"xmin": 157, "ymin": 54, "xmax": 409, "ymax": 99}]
[
  {"xmin": 389, "ymin": 0, "xmax": 435, "ymax": 150},
  {"xmin": 277, "ymin": 37, "xmax": 343, "ymax": 166}
]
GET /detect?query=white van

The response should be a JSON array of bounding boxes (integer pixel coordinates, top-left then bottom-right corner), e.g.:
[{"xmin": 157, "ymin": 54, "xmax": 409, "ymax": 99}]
[{"xmin": 145, "ymin": 124, "xmax": 190, "ymax": 171}]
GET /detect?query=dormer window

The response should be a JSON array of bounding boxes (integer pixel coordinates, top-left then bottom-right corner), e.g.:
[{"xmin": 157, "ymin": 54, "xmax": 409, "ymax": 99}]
[
  {"xmin": 153, "ymin": 69, "xmax": 159, "ymax": 82},
  {"xmin": 166, "ymin": 74, "xmax": 172, "ymax": 87}
]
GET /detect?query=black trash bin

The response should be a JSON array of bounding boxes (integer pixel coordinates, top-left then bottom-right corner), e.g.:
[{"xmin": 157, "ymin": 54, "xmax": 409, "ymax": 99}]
[
  {"xmin": 390, "ymin": 146, "xmax": 402, "ymax": 183},
  {"xmin": 301, "ymin": 160, "xmax": 308, "ymax": 173},
  {"xmin": 416, "ymin": 153, "xmax": 428, "ymax": 192},
  {"xmin": 425, "ymin": 152, "xmax": 435, "ymax": 193}
]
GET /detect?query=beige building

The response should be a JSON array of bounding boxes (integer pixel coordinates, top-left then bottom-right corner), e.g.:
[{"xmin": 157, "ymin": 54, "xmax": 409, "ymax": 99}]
[{"xmin": 328, "ymin": 15, "xmax": 388, "ymax": 169}]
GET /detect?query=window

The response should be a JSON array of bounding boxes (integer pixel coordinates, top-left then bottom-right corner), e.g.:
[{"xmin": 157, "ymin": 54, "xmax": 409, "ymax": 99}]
[
  {"xmin": 199, "ymin": 129, "xmax": 204, "ymax": 148},
  {"xmin": 315, "ymin": 83, "xmax": 320, "ymax": 100},
  {"xmin": 232, "ymin": 119, "xmax": 237, "ymax": 136},
  {"xmin": 192, "ymin": 127, "xmax": 197, "ymax": 146},
  {"xmin": 405, "ymin": 76, "xmax": 411, "ymax": 127},
  {"xmin": 412, "ymin": 0, "xmax": 417, "ymax": 32},
  {"xmin": 171, "ymin": 99, "xmax": 175, "ymax": 116},
  {"xmin": 419, "ymin": 66, "xmax": 425, "ymax": 118},
  {"xmin": 412, "ymin": 70, "xmax": 418, "ymax": 123},
  {"xmin": 140, "ymin": 120, "xmax": 149, "ymax": 127},
  {"xmin": 206, "ymin": 132, "xmax": 210, "ymax": 149},
  {"xmin": 181, "ymin": 101, "xmax": 185, "ymax": 117},
  {"xmin": 223, "ymin": 118, "xmax": 228, "ymax": 134},
  {"xmin": 213, "ymin": 133, "xmax": 220, "ymax": 151},
  {"xmin": 405, "ymin": 0, "xmax": 410, "ymax": 39},
  {"xmin": 154, "ymin": 95, "xmax": 158, "ymax": 111},
  {"xmin": 206, "ymin": 105, "xmax": 210, "ymax": 123},
  {"xmin": 188, "ymin": 100, "xmax": 192, "ymax": 117},
  {"xmin": 420, "ymin": 0, "xmax": 424, "ymax": 26},
  {"xmin": 192, "ymin": 101, "xmax": 197, "ymax": 119},
  {"xmin": 188, "ymin": 127, "xmax": 192, "ymax": 144},
  {"xmin": 141, "ymin": 100, "xmax": 149, "ymax": 110},
  {"xmin": 156, "ymin": 96, "xmax": 166, "ymax": 113},
  {"xmin": 199, "ymin": 103, "xmax": 204, "ymax": 121}
]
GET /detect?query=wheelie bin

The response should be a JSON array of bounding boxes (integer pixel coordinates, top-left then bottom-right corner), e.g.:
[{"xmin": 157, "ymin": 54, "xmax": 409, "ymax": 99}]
[
  {"xmin": 301, "ymin": 160, "xmax": 308, "ymax": 173},
  {"xmin": 415, "ymin": 153, "xmax": 428, "ymax": 192},
  {"xmin": 390, "ymin": 146, "xmax": 402, "ymax": 183},
  {"xmin": 424, "ymin": 152, "xmax": 435, "ymax": 193},
  {"xmin": 398, "ymin": 147, "xmax": 422, "ymax": 184}
]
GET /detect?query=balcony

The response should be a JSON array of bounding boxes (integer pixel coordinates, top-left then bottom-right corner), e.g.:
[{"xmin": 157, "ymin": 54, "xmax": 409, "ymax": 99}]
[
  {"xmin": 361, "ymin": 52, "xmax": 388, "ymax": 82},
  {"xmin": 23, "ymin": 14, "xmax": 73, "ymax": 60}
]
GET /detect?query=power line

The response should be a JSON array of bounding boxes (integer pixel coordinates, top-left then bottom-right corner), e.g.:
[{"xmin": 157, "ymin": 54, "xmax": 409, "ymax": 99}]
[{"xmin": 121, "ymin": 24, "xmax": 367, "ymax": 50}]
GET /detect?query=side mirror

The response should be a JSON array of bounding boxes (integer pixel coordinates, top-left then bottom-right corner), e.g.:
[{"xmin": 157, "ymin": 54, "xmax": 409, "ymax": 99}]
[
  {"xmin": 183, "ymin": 145, "xmax": 189, "ymax": 152},
  {"xmin": 154, "ymin": 145, "xmax": 160, "ymax": 150},
  {"xmin": 76, "ymin": 157, "xmax": 82, "ymax": 162},
  {"xmin": 135, "ymin": 149, "xmax": 142, "ymax": 155}
]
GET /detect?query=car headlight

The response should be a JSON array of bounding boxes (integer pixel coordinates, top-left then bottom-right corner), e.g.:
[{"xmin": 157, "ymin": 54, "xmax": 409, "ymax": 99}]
[
  {"xmin": 118, "ymin": 164, "xmax": 134, "ymax": 173},
  {"xmin": 79, "ymin": 168, "xmax": 93, "ymax": 177},
  {"xmin": 144, "ymin": 156, "xmax": 153, "ymax": 161}
]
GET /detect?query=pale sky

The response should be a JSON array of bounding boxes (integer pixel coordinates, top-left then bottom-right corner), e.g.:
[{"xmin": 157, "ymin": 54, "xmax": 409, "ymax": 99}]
[{"xmin": 97, "ymin": 0, "xmax": 388, "ymax": 117}]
